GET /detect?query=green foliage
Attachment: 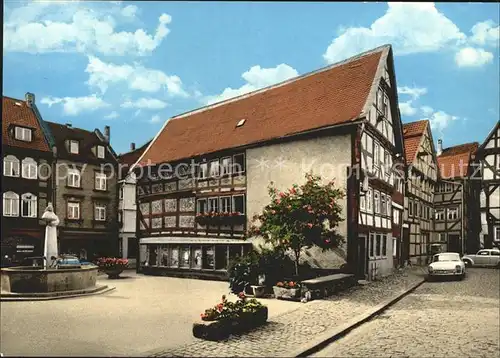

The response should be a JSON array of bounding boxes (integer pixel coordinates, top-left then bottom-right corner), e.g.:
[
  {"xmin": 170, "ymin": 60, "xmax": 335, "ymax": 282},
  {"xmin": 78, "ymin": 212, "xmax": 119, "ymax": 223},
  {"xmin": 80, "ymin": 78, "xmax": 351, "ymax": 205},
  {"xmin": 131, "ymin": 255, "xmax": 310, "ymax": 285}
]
[{"xmin": 201, "ymin": 293, "xmax": 266, "ymax": 321}]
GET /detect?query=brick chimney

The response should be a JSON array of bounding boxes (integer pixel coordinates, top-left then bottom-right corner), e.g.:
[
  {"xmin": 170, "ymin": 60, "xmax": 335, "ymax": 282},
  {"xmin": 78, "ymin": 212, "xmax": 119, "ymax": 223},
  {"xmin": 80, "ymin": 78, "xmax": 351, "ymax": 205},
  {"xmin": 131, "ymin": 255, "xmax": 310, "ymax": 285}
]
[
  {"xmin": 437, "ymin": 139, "xmax": 443, "ymax": 156},
  {"xmin": 104, "ymin": 125, "xmax": 110, "ymax": 142},
  {"xmin": 130, "ymin": 142, "xmax": 136, "ymax": 151},
  {"xmin": 25, "ymin": 92, "xmax": 35, "ymax": 108}
]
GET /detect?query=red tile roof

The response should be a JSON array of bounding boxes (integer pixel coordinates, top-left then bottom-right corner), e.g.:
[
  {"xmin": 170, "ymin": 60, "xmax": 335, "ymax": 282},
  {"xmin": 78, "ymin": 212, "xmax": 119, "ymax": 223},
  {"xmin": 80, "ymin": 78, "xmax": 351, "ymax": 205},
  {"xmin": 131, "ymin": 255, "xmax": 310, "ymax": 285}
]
[
  {"xmin": 437, "ymin": 142, "xmax": 479, "ymax": 179},
  {"xmin": 139, "ymin": 45, "xmax": 389, "ymax": 166},
  {"xmin": 118, "ymin": 140, "xmax": 151, "ymax": 178},
  {"xmin": 2, "ymin": 96, "xmax": 51, "ymax": 152},
  {"xmin": 402, "ymin": 120, "xmax": 428, "ymax": 164}
]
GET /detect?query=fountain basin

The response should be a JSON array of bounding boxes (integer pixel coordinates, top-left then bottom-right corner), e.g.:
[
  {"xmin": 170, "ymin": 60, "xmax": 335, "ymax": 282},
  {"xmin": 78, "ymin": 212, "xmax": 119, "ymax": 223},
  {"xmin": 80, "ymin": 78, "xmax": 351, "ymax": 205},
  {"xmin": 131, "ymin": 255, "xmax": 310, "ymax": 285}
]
[{"xmin": 1, "ymin": 265, "xmax": 98, "ymax": 294}]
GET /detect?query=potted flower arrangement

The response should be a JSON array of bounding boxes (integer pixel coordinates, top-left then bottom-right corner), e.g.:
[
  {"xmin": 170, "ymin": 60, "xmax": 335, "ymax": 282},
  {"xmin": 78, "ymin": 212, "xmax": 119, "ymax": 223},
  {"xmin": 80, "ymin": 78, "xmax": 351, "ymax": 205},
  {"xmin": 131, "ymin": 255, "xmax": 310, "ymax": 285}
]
[
  {"xmin": 97, "ymin": 257, "xmax": 129, "ymax": 279},
  {"xmin": 273, "ymin": 281, "xmax": 302, "ymax": 300},
  {"xmin": 193, "ymin": 292, "xmax": 268, "ymax": 341}
]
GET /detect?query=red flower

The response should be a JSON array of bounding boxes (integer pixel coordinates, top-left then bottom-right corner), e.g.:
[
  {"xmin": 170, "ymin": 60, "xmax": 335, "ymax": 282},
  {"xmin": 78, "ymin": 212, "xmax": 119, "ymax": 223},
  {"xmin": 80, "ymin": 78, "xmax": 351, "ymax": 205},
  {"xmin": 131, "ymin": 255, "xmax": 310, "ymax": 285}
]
[
  {"xmin": 324, "ymin": 239, "xmax": 331, "ymax": 244},
  {"xmin": 238, "ymin": 292, "xmax": 246, "ymax": 299},
  {"xmin": 279, "ymin": 192, "xmax": 285, "ymax": 198},
  {"xmin": 307, "ymin": 223, "xmax": 313, "ymax": 228}
]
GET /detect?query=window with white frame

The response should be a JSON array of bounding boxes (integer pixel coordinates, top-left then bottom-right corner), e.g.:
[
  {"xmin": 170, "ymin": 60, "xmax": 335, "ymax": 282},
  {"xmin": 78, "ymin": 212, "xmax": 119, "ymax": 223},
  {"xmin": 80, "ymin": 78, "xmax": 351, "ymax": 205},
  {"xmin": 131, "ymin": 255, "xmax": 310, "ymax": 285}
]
[
  {"xmin": 409, "ymin": 199, "xmax": 413, "ymax": 216},
  {"xmin": 95, "ymin": 172, "xmax": 107, "ymax": 191},
  {"xmin": 14, "ymin": 127, "xmax": 32, "ymax": 142},
  {"xmin": 197, "ymin": 198, "xmax": 207, "ymax": 214},
  {"xmin": 369, "ymin": 233, "xmax": 375, "ymax": 258},
  {"xmin": 233, "ymin": 153, "xmax": 245, "ymax": 174},
  {"xmin": 380, "ymin": 193, "xmax": 386, "ymax": 215},
  {"xmin": 374, "ymin": 143, "xmax": 380, "ymax": 168},
  {"xmin": 220, "ymin": 196, "xmax": 231, "ymax": 213},
  {"xmin": 97, "ymin": 145, "xmax": 105, "ymax": 159},
  {"xmin": 447, "ymin": 207, "xmax": 459, "ymax": 220},
  {"xmin": 69, "ymin": 140, "xmax": 79, "ymax": 154},
  {"xmin": 382, "ymin": 234, "xmax": 387, "ymax": 256},
  {"xmin": 198, "ymin": 162, "xmax": 208, "ymax": 179},
  {"xmin": 21, "ymin": 193, "xmax": 37, "ymax": 218},
  {"xmin": 3, "ymin": 155, "xmax": 20, "ymax": 177},
  {"xmin": 435, "ymin": 209, "xmax": 445, "ymax": 221},
  {"xmin": 67, "ymin": 168, "xmax": 81, "ymax": 188},
  {"xmin": 3, "ymin": 192, "xmax": 19, "ymax": 216},
  {"xmin": 21, "ymin": 157, "xmax": 37, "ymax": 179},
  {"xmin": 67, "ymin": 202, "xmax": 80, "ymax": 219},
  {"xmin": 220, "ymin": 157, "xmax": 232, "ymax": 176},
  {"xmin": 209, "ymin": 160, "xmax": 220, "ymax": 178},
  {"xmin": 393, "ymin": 237, "xmax": 398, "ymax": 257},
  {"xmin": 387, "ymin": 196, "xmax": 392, "ymax": 216},
  {"xmin": 383, "ymin": 95, "xmax": 389, "ymax": 118},
  {"xmin": 119, "ymin": 187, "xmax": 123, "ymax": 199},
  {"xmin": 94, "ymin": 204, "xmax": 106, "ymax": 221},
  {"xmin": 208, "ymin": 197, "xmax": 218, "ymax": 212},
  {"xmin": 374, "ymin": 191, "xmax": 380, "ymax": 214},
  {"xmin": 439, "ymin": 233, "xmax": 447, "ymax": 242},
  {"xmin": 393, "ymin": 209, "xmax": 400, "ymax": 225},
  {"xmin": 360, "ymin": 186, "xmax": 366, "ymax": 211},
  {"xmin": 414, "ymin": 201, "xmax": 419, "ymax": 218},
  {"xmin": 367, "ymin": 188, "xmax": 373, "ymax": 213},
  {"xmin": 375, "ymin": 234, "xmax": 381, "ymax": 256},
  {"xmin": 233, "ymin": 195, "xmax": 245, "ymax": 214},
  {"xmin": 495, "ymin": 226, "xmax": 500, "ymax": 241}
]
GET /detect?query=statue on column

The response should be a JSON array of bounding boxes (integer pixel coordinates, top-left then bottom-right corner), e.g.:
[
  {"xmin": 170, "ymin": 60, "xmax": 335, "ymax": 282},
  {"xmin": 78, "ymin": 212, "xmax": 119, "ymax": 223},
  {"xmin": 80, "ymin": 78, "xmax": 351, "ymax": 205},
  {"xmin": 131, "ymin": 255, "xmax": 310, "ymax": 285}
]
[{"xmin": 41, "ymin": 203, "xmax": 59, "ymax": 269}]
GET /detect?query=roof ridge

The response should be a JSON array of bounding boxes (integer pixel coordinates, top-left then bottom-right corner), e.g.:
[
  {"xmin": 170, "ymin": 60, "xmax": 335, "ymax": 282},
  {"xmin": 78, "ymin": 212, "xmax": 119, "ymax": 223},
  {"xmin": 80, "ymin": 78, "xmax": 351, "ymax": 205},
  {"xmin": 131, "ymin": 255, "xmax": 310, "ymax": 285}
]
[
  {"xmin": 3, "ymin": 95, "xmax": 25, "ymax": 102},
  {"xmin": 46, "ymin": 120, "xmax": 97, "ymax": 135},
  {"xmin": 169, "ymin": 44, "xmax": 391, "ymax": 122}
]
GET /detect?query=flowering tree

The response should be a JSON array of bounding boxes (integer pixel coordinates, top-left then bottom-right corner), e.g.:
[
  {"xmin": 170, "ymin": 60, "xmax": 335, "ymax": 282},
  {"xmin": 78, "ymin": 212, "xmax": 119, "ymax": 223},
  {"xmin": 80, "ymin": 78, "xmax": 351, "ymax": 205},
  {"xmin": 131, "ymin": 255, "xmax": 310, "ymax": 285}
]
[{"xmin": 248, "ymin": 173, "xmax": 345, "ymax": 277}]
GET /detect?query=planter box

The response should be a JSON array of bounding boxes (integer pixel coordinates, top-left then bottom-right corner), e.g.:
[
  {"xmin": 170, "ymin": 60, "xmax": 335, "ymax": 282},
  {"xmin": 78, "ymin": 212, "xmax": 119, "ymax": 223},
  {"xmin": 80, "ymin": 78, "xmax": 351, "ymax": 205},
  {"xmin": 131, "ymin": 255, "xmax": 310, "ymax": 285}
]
[
  {"xmin": 273, "ymin": 286, "xmax": 301, "ymax": 300},
  {"xmin": 192, "ymin": 306, "xmax": 268, "ymax": 341},
  {"xmin": 251, "ymin": 285, "xmax": 266, "ymax": 298},
  {"xmin": 102, "ymin": 268, "xmax": 124, "ymax": 279}
]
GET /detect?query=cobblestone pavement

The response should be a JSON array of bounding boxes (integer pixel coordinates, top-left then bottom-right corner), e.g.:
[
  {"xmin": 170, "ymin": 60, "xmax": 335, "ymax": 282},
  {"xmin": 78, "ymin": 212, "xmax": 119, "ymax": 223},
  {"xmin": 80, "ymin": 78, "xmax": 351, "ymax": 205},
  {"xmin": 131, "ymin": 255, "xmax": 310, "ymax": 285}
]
[
  {"xmin": 314, "ymin": 268, "xmax": 500, "ymax": 358},
  {"xmin": 147, "ymin": 268, "xmax": 425, "ymax": 357}
]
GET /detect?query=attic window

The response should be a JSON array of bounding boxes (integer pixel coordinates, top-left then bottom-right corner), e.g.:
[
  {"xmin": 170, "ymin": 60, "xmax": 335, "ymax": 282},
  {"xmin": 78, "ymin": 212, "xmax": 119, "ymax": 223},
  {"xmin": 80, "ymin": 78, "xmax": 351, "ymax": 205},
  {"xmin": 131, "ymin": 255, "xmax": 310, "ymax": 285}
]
[
  {"xmin": 236, "ymin": 119, "xmax": 246, "ymax": 128},
  {"xmin": 69, "ymin": 140, "xmax": 79, "ymax": 154},
  {"xmin": 14, "ymin": 127, "xmax": 32, "ymax": 142},
  {"xmin": 14, "ymin": 102, "xmax": 22, "ymax": 107}
]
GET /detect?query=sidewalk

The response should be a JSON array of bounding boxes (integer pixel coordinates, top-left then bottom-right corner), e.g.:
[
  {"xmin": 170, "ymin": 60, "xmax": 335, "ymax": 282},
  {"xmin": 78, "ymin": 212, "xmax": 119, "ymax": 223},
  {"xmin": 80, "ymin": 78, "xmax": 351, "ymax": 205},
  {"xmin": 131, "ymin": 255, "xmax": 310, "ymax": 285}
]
[{"xmin": 146, "ymin": 267, "xmax": 427, "ymax": 357}]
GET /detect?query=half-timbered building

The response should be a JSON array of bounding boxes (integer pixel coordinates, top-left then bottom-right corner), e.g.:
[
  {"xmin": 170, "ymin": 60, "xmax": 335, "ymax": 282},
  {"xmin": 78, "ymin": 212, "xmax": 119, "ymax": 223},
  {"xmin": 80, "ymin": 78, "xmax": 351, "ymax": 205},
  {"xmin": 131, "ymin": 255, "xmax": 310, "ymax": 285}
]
[
  {"xmin": 434, "ymin": 141, "xmax": 481, "ymax": 255},
  {"xmin": 402, "ymin": 120, "xmax": 438, "ymax": 265},
  {"xmin": 477, "ymin": 121, "xmax": 500, "ymax": 249},
  {"xmin": 132, "ymin": 45, "xmax": 406, "ymax": 280},
  {"xmin": 2, "ymin": 94, "xmax": 55, "ymax": 265}
]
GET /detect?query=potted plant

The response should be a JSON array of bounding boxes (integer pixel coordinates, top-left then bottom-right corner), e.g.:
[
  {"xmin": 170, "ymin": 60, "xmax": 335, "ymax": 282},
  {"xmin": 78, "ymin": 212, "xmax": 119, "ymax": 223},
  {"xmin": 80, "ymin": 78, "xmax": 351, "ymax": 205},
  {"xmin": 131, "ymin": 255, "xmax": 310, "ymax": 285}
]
[
  {"xmin": 97, "ymin": 257, "xmax": 129, "ymax": 279},
  {"xmin": 273, "ymin": 281, "xmax": 302, "ymax": 300},
  {"xmin": 193, "ymin": 293, "xmax": 268, "ymax": 341}
]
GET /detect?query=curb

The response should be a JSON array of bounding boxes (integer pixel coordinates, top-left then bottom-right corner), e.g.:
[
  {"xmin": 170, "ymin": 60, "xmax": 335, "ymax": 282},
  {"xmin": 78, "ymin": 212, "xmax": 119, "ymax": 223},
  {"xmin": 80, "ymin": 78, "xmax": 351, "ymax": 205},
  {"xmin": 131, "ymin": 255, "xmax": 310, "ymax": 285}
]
[
  {"xmin": 290, "ymin": 278, "xmax": 426, "ymax": 357},
  {"xmin": 0, "ymin": 285, "xmax": 116, "ymax": 301}
]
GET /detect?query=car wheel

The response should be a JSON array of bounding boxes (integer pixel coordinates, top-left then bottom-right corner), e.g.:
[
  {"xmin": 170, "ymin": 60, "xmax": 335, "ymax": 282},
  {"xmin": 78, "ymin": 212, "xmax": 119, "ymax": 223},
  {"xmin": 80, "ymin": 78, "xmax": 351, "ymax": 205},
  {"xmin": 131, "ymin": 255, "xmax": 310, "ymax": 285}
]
[{"xmin": 463, "ymin": 259, "xmax": 472, "ymax": 267}]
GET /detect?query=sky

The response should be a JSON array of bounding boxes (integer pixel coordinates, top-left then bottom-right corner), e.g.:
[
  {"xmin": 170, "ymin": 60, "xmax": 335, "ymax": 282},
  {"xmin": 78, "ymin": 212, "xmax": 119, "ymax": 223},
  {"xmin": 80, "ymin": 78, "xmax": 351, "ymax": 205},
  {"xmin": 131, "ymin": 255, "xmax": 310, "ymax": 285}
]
[{"xmin": 3, "ymin": 1, "xmax": 499, "ymax": 155}]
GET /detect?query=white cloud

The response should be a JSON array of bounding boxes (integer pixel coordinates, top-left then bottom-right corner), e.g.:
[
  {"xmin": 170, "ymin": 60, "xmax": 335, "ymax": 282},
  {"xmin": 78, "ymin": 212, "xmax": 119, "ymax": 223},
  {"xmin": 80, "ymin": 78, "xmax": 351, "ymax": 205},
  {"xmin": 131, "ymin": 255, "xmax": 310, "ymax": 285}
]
[
  {"xmin": 398, "ymin": 86, "xmax": 428, "ymax": 100},
  {"xmin": 4, "ymin": 4, "xmax": 172, "ymax": 56},
  {"xmin": 41, "ymin": 94, "xmax": 110, "ymax": 116},
  {"xmin": 204, "ymin": 63, "xmax": 299, "ymax": 105},
  {"xmin": 455, "ymin": 47, "xmax": 494, "ymax": 67},
  {"xmin": 420, "ymin": 106, "xmax": 434, "ymax": 116},
  {"xmin": 121, "ymin": 5, "xmax": 138, "ymax": 18},
  {"xmin": 121, "ymin": 98, "xmax": 169, "ymax": 110},
  {"xmin": 427, "ymin": 110, "xmax": 459, "ymax": 133},
  {"xmin": 85, "ymin": 56, "xmax": 188, "ymax": 97},
  {"xmin": 323, "ymin": 3, "xmax": 466, "ymax": 64},
  {"xmin": 469, "ymin": 20, "xmax": 500, "ymax": 47},
  {"xmin": 399, "ymin": 101, "xmax": 418, "ymax": 116},
  {"xmin": 104, "ymin": 111, "xmax": 119, "ymax": 119},
  {"xmin": 150, "ymin": 115, "xmax": 162, "ymax": 123}
]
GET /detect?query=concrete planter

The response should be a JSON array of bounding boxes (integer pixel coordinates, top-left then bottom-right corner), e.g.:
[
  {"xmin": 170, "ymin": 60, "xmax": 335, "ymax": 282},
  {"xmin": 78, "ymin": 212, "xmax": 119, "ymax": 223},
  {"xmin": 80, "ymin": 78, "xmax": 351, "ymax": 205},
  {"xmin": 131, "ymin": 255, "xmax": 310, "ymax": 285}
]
[
  {"xmin": 103, "ymin": 268, "xmax": 124, "ymax": 279},
  {"xmin": 273, "ymin": 286, "xmax": 301, "ymax": 300},
  {"xmin": 251, "ymin": 285, "xmax": 266, "ymax": 298},
  {"xmin": 192, "ymin": 306, "xmax": 268, "ymax": 341}
]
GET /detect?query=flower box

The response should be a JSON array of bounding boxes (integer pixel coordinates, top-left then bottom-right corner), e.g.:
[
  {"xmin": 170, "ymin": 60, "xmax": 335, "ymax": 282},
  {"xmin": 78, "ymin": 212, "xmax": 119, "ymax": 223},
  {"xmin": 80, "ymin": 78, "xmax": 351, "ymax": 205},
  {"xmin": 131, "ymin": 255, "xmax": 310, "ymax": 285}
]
[
  {"xmin": 96, "ymin": 257, "xmax": 128, "ymax": 279},
  {"xmin": 273, "ymin": 282, "xmax": 302, "ymax": 301},
  {"xmin": 193, "ymin": 306, "xmax": 268, "ymax": 341}
]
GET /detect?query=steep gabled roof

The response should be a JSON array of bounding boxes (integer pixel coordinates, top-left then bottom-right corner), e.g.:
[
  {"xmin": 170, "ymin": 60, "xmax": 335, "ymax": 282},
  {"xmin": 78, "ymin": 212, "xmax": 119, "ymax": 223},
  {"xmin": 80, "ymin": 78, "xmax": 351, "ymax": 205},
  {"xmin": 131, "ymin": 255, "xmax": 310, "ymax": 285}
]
[
  {"xmin": 138, "ymin": 45, "xmax": 392, "ymax": 166},
  {"xmin": 402, "ymin": 120, "xmax": 428, "ymax": 165},
  {"xmin": 477, "ymin": 120, "xmax": 500, "ymax": 153},
  {"xmin": 437, "ymin": 142, "xmax": 479, "ymax": 179},
  {"xmin": 118, "ymin": 140, "xmax": 151, "ymax": 179},
  {"xmin": 2, "ymin": 96, "xmax": 52, "ymax": 152}
]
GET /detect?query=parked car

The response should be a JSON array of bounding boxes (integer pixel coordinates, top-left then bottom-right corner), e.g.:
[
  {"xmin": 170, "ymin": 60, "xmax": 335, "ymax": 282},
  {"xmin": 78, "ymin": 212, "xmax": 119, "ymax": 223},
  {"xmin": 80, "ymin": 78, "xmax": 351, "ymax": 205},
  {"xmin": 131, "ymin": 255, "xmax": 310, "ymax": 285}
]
[
  {"xmin": 461, "ymin": 249, "xmax": 500, "ymax": 267},
  {"xmin": 427, "ymin": 252, "xmax": 465, "ymax": 281}
]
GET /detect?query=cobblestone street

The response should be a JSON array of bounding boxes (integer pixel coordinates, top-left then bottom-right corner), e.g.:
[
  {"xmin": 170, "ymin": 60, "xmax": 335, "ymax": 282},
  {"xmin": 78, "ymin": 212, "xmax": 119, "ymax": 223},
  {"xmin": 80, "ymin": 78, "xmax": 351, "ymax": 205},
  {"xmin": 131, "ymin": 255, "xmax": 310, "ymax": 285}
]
[
  {"xmin": 314, "ymin": 268, "xmax": 500, "ymax": 358},
  {"xmin": 147, "ymin": 267, "xmax": 425, "ymax": 357}
]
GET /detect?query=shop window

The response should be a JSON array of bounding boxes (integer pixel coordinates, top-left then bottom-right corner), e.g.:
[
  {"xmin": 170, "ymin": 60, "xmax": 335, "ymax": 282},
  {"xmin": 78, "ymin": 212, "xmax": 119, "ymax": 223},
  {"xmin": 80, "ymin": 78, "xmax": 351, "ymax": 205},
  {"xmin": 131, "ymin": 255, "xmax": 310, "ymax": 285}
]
[
  {"xmin": 192, "ymin": 246, "xmax": 202, "ymax": 269},
  {"xmin": 180, "ymin": 246, "xmax": 190, "ymax": 268},
  {"xmin": 170, "ymin": 246, "xmax": 179, "ymax": 268},
  {"xmin": 203, "ymin": 246, "xmax": 215, "ymax": 269},
  {"xmin": 215, "ymin": 245, "xmax": 228, "ymax": 270},
  {"xmin": 160, "ymin": 246, "xmax": 169, "ymax": 266},
  {"xmin": 149, "ymin": 245, "xmax": 158, "ymax": 266}
]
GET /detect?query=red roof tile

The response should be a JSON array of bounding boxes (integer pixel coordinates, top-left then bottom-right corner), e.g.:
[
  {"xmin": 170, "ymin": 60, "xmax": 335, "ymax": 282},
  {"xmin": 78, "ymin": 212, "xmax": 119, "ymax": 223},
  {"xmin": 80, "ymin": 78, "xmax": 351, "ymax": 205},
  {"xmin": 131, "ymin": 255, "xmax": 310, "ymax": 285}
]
[
  {"xmin": 2, "ymin": 96, "xmax": 51, "ymax": 152},
  {"xmin": 403, "ymin": 120, "xmax": 428, "ymax": 164},
  {"xmin": 437, "ymin": 142, "xmax": 479, "ymax": 179},
  {"xmin": 139, "ymin": 46, "xmax": 389, "ymax": 166}
]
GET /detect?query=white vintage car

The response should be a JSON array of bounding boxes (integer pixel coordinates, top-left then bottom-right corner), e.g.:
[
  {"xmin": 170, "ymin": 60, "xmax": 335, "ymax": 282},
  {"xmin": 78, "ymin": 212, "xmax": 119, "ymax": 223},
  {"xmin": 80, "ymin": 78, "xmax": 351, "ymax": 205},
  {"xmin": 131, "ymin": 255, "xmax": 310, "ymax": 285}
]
[{"xmin": 427, "ymin": 252, "xmax": 466, "ymax": 281}]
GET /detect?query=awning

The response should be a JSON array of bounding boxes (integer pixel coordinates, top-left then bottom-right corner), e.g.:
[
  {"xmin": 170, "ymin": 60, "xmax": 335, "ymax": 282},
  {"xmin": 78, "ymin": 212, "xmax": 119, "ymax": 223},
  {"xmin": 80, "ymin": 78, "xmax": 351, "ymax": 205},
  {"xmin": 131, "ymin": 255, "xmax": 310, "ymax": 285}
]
[{"xmin": 140, "ymin": 236, "xmax": 252, "ymax": 245}]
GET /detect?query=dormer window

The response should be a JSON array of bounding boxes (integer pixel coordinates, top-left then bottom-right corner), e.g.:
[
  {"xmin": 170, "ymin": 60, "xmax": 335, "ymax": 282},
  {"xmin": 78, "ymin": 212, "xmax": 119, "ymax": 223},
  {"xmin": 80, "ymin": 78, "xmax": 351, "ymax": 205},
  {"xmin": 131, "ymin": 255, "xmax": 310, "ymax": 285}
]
[
  {"xmin": 97, "ymin": 145, "xmax": 105, "ymax": 159},
  {"xmin": 70, "ymin": 140, "xmax": 79, "ymax": 154},
  {"xmin": 14, "ymin": 127, "xmax": 32, "ymax": 142}
]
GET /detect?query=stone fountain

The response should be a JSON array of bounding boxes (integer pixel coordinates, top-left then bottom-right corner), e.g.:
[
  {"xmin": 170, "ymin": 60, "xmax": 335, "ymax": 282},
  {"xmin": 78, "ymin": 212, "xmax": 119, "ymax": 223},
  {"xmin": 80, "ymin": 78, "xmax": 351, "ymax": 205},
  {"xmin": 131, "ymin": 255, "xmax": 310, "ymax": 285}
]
[{"xmin": 1, "ymin": 203, "xmax": 113, "ymax": 300}]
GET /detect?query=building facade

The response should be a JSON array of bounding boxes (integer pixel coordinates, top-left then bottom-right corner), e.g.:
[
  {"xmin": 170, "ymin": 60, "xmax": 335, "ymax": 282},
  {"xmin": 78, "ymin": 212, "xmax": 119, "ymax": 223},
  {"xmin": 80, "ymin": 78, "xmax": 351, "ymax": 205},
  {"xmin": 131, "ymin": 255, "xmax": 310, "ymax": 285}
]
[
  {"xmin": 402, "ymin": 120, "xmax": 438, "ymax": 265},
  {"xmin": 434, "ymin": 141, "xmax": 480, "ymax": 256},
  {"xmin": 477, "ymin": 121, "xmax": 500, "ymax": 249},
  {"xmin": 46, "ymin": 122, "xmax": 119, "ymax": 260},
  {"xmin": 117, "ymin": 141, "xmax": 150, "ymax": 268},
  {"xmin": 2, "ymin": 94, "xmax": 55, "ymax": 265},
  {"xmin": 133, "ymin": 45, "xmax": 406, "ymax": 281}
]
